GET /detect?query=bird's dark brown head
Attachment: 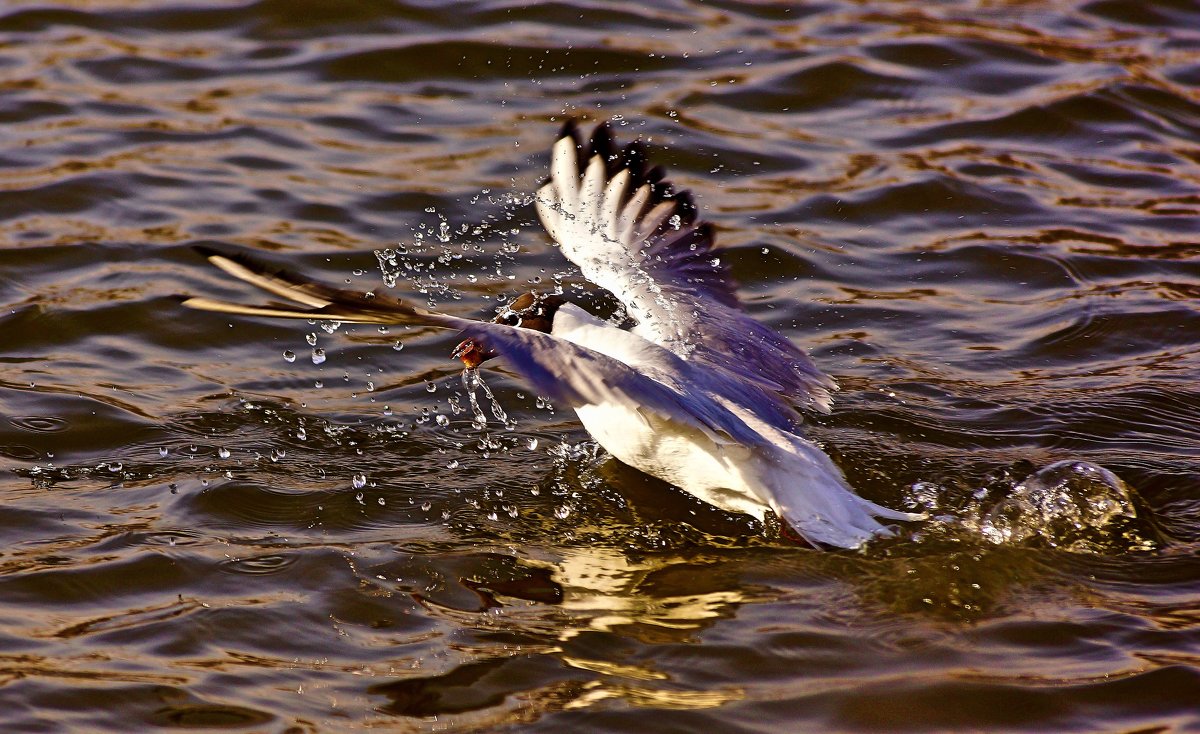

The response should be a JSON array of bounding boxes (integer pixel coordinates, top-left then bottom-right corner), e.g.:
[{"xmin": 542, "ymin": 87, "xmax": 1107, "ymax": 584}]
[
  {"xmin": 490, "ymin": 291, "xmax": 566, "ymax": 333},
  {"xmin": 453, "ymin": 292, "xmax": 567, "ymax": 368}
]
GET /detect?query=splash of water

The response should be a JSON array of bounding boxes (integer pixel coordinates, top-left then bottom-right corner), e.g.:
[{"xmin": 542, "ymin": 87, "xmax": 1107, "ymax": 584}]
[
  {"xmin": 978, "ymin": 460, "xmax": 1156, "ymax": 553},
  {"xmin": 910, "ymin": 460, "xmax": 1159, "ymax": 554},
  {"xmin": 461, "ymin": 367, "xmax": 509, "ymax": 426},
  {"xmin": 374, "ymin": 246, "xmax": 408, "ymax": 288}
]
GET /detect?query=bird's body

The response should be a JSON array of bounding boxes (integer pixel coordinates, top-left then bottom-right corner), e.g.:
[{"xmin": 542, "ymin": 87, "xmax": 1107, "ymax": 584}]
[
  {"xmin": 182, "ymin": 120, "xmax": 920, "ymax": 548},
  {"xmin": 552, "ymin": 301, "xmax": 914, "ymax": 543}
]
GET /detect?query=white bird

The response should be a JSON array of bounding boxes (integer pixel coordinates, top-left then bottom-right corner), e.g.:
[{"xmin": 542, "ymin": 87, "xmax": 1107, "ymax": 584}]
[{"xmin": 181, "ymin": 120, "xmax": 920, "ymax": 548}]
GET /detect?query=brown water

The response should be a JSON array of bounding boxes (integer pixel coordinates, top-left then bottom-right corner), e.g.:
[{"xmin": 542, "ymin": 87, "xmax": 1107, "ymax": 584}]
[{"xmin": 2, "ymin": 1, "xmax": 1199, "ymax": 731}]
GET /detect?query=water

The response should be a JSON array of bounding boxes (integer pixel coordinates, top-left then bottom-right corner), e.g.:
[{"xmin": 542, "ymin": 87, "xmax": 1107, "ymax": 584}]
[{"xmin": 1, "ymin": 1, "xmax": 1199, "ymax": 731}]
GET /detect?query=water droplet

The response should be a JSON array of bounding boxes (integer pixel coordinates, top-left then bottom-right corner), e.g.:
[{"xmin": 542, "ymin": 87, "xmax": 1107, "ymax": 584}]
[
  {"xmin": 306, "ymin": 333, "xmax": 318, "ymax": 346},
  {"xmin": 107, "ymin": 461, "xmax": 123, "ymax": 473},
  {"xmin": 425, "ymin": 382, "xmax": 437, "ymax": 393},
  {"xmin": 366, "ymin": 381, "xmax": 375, "ymax": 392},
  {"xmin": 528, "ymin": 438, "xmax": 539, "ymax": 451},
  {"xmin": 554, "ymin": 504, "xmax": 571, "ymax": 520},
  {"xmin": 421, "ymin": 501, "xmax": 432, "ymax": 511},
  {"xmin": 296, "ymin": 427, "xmax": 307, "ymax": 440},
  {"xmin": 283, "ymin": 350, "xmax": 296, "ymax": 363},
  {"xmin": 314, "ymin": 380, "xmax": 323, "ymax": 388},
  {"xmin": 352, "ymin": 473, "xmax": 367, "ymax": 489},
  {"xmin": 159, "ymin": 447, "xmax": 169, "ymax": 458},
  {"xmin": 392, "ymin": 341, "xmax": 405, "ymax": 351},
  {"xmin": 311, "ymin": 348, "xmax": 326, "ymax": 365},
  {"xmin": 217, "ymin": 447, "xmax": 230, "ymax": 459},
  {"xmin": 447, "ymin": 460, "xmax": 459, "ymax": 469},
  {"xmin": 435, "ymin": 414, "xmax": 450, "ymax": 427}
]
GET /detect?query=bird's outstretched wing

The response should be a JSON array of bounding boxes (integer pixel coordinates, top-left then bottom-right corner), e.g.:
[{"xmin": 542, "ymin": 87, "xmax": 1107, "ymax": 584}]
[
  {"xmin": 534, "ymin": 121, "xmax": 837, "ymax": 413},
  {"xmin": 181, "ymin": 248, "xmax": 760, "ymax": 446}
]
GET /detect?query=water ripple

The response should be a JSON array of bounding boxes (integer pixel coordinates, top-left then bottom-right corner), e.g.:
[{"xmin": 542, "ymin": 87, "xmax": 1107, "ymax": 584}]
[{"xmin": 9, "ymin": 416, "xmax": 69, "ymax": 433}]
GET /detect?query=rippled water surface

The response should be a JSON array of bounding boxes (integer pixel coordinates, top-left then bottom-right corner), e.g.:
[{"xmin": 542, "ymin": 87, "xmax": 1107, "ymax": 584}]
[{"xmin": 2, "ymin": 1, "xmax": 1200, "ymax": 731}]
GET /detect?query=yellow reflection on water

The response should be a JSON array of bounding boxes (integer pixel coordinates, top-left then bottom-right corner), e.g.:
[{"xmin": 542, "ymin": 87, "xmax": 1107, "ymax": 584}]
[
  {"xmin": 535, "ymin": 545, "xmax": 753, "ymax": 639},
  {"xmin": 565, "ymin": 680, "xmax": 743, "ymax": 711}
]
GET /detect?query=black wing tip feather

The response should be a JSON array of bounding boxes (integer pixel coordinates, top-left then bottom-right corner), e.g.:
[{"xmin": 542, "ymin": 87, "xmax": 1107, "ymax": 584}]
[
  {"xmin": 192, "ymin": 243, "xmax": 249, "ymax": 264},
  {"xmin": 192, "ymin": 244, "xmax": 313, "ymax": 290},
  {"xmin": 556, "ymin": 119, "xmax": 678, "ymax": 202},
  {"xmin": 587, "ymin": 123, "xmax": 699, "ymax": 225},
  {"xmin": 621, "ymin": 141, "xmax": 647, "ymax": 180},
  {"xmin": 192, "ymin": 243, "xmax": 233, "ymax": 264},
  {"xmin": 558, "ymin": 117, "xmax": 582, "ymax": 144},
  {"xmin": 552, "ymin": 118, "xmax": 739, "ymax": 305},
  {"xmin": 587, "ymin": 122, "xmax": 614, "ymax": 161},
  {"xmin": 192, "ymin": 243, "xmax": 261, "ymax": 273},
  {"xmin": 192, "ymin": 243, "xmax": 279, "ymax": 272},
  {"xmin": 192, "ymin": 243, "xmax": 220, "ymax": 257},
  {"xmin": 188, "ymin": 244, "xmax": 425, "ymax": 321},
  {"xmin": 556, "ymin": 118, "xmax": 619, "ymax": 177},
  {"xmin": 673, "ymin": 190, "xmax": 698, "ymax": 227}
]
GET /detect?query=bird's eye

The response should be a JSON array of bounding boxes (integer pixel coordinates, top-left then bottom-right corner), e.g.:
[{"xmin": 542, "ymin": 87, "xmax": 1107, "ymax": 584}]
[{"xmin": 502, "ymin": 313, "xmax": 520, "ymax": 326}]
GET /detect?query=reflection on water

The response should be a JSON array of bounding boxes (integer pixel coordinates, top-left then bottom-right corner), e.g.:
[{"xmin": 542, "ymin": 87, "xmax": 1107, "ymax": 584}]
[
  {"xmin": 544, "ymin": 546, "xmax": 752, "ymax": 638},
  {"xmin": 1, "ymin": 0, "xmax": 1199, "ymax": 730},
  {"xmin": 368, "ymin": 544, "xmax": 756, "ymax": 720}
]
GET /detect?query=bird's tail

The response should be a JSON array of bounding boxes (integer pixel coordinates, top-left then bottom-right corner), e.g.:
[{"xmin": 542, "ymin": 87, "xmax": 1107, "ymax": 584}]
[
  {"xmin": 180, "ymin": 247, "xmax": 456, "ymax": 328},
  {"xmin": 764, "ymin": 438, "xmax": 924, "ymax": 549}
]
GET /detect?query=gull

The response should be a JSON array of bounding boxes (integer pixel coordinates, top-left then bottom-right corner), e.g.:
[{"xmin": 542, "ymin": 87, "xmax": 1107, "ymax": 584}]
[{"xmin": 181, "ymin": 121, "xmax": 920, "ymax": 548}]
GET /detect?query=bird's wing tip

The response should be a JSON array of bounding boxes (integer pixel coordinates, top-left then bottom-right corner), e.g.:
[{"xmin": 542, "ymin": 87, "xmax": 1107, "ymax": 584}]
[{"xmin": 191, "ymin": 243, "xmax": 235, "ymax": 264}]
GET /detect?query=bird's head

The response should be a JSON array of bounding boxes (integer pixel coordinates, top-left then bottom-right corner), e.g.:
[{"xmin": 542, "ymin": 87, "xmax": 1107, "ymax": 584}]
[{"xmin": 452, "ymin": 292, "xmax": 566, "ymax": 368}]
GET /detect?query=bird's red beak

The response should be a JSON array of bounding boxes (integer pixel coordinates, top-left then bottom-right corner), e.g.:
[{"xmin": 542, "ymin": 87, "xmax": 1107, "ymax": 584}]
[{"xmin": 452, "ymin": 338, "xmax": 495, "ymax": 368}]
